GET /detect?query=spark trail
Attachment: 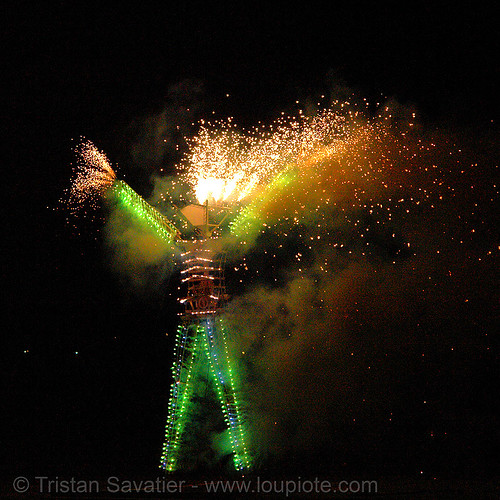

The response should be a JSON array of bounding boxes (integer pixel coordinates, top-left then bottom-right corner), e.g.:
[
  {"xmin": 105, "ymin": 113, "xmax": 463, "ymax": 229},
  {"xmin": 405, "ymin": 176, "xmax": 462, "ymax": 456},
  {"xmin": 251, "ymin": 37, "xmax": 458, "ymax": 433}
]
[{"xmin": 68, "ymin": 105, "xmax": 439, "ymax": 245}]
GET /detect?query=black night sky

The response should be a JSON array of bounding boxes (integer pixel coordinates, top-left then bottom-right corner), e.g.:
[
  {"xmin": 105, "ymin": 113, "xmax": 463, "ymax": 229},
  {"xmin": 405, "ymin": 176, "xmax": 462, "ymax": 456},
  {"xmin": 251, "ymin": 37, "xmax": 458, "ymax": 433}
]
[{"xmin": 2, "ymin": 1, "xmax": 499, "ymax": 496}]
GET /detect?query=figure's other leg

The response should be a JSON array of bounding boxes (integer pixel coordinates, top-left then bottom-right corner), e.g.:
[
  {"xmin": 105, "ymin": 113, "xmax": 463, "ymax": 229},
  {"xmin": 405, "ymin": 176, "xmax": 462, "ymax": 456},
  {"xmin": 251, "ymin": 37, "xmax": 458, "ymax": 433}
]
[{"xmin": 203, "ymin": 318, "xmax": 252, "ymax": 471}]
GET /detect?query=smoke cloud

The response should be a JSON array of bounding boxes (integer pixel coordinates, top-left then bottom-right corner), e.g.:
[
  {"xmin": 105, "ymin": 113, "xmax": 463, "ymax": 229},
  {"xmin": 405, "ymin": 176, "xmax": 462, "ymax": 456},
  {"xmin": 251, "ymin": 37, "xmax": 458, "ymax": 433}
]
[
  {"xmin": 218, "ymin": 109, "xmax": 497, "ymax": 472},
  {"xmin": 125, "ymin": 80, "xmax": 205, "ymax": 172},
  {"xmin": 102, "ymin": 205, "xmax": 179, "ymax": 293}
]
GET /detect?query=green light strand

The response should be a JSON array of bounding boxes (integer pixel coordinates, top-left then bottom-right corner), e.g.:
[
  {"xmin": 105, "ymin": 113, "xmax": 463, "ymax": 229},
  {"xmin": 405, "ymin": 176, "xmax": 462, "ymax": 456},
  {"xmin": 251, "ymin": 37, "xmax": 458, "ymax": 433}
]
[
  {"xmin": 160, "ymin": 324, "xmax": 200, "ymax": 471},
  {"xmin": 229, "ymin": 169, "xmax": 297, "ymax": 244},
  {"xmin": 203, "ymin": 319, "xmax": 252, "ymax": 471},
  {"xmin": 110, "ymin": 180, "xmax": 179, "ymax": 247},
  {"xmin": 160, "ymin": 320, "xmax": 251, "ymax": 472},
  {"xmin": 216, "ymin": 317, "xmax": 251, "ymax": 469}
]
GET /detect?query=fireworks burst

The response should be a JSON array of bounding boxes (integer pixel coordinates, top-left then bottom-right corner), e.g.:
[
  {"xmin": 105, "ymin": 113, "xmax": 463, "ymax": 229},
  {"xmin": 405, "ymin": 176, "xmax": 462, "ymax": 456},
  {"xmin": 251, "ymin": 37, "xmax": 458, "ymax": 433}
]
[
  {"xmin": 174, "ymin": 103, "xmax": 449, "ymax": 256},
  {"xmin": 68, "ymin": 140, "xmax": 117, "ymax": 213},
  {"xmin": 179, "ymin": 108, "xmax": 354, "ymax": 204}
]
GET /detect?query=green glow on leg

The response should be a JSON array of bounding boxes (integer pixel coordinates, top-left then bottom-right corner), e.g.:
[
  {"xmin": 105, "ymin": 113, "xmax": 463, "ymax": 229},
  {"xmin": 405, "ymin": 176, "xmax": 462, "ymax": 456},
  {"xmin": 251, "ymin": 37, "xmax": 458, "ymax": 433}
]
[
  {"xmin": 160, "ymin": 325, "xmax": 200, "ymax": 471},
  {"xmin": 203, "ymin": 319, "xmax": 252, "ymax": 471},
  {"xmin": 161, "ymin": 320, "xmax": 252, "ymax": 473},
  {"xmin": 217, "ymin": 318, "xmax": 252, "ymax": 470}
]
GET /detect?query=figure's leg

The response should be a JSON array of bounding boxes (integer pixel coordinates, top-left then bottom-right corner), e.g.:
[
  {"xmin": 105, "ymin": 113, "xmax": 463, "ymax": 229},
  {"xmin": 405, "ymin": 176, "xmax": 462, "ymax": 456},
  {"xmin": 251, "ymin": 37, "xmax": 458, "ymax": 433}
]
[
  {"xmin": 202, "ymin": 318, "xmax": 252, "ymax": 471},
  {"xmin": 160, "ymin": 324, "xmax": 202, "ymax": 471}
]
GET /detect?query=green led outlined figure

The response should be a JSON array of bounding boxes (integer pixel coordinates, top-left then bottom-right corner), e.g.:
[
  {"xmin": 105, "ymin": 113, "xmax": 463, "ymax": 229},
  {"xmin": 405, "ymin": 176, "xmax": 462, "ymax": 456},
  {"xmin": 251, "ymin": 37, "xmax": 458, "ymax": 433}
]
[{"xmin": 109, "ymin": 181, "xmax": 252, "ymax": 472}]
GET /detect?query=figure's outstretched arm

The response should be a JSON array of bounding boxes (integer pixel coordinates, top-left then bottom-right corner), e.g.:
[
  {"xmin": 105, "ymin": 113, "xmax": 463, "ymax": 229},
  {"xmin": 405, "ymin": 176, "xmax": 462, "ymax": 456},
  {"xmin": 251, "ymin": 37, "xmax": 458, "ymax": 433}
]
[
  {"xmin": 69, "ymin": 140, "xmax": 180, "ymax": 247},
  {"xmin": 228, "ymin": 168, "xmax": 296, "ymax": 245},
  {"xmin": 109, "ymin": 179, "xmax": 181, "ymax": 246}
]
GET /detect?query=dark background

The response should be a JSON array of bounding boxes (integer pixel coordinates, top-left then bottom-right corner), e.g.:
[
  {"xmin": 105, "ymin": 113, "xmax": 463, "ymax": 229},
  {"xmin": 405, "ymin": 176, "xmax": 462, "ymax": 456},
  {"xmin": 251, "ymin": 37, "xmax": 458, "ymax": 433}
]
[{"xmin": 2, "ymin": 0, "xmax": 498, "ymax": 485}]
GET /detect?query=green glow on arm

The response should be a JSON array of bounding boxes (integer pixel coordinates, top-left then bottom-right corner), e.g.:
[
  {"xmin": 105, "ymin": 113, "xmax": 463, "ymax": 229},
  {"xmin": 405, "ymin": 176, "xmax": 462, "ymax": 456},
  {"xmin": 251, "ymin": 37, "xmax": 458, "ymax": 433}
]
[
  {"xmin": 110, "ymin": 180, "xmax": 179, "ymax": 245},
  {"xmin": 229, "ymin": 169, "xmax": 297, "ymax": 244}
]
